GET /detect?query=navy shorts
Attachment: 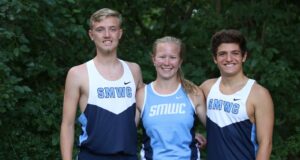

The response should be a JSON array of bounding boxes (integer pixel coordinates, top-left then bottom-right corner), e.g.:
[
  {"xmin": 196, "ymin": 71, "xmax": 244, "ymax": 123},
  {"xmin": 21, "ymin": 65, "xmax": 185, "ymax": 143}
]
[{"xmin": 77, "ymin": 149, "xmax": 138, "ymax": 160}]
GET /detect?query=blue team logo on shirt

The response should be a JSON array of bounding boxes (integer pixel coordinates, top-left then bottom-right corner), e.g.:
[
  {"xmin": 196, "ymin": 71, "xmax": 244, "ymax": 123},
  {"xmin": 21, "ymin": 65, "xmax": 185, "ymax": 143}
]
[
  {"xmin": 208, "ymin": 99, "xmax": 240, "ymax": 114},
  {"xmin": 97, "ymin": 87, "xmax": 132, "ymax": 98}
]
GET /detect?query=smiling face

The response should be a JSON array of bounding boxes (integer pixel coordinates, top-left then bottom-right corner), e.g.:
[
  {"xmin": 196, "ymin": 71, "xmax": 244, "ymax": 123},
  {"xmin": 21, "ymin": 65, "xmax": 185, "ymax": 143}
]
[
  {"xmin": 152, "ymin": 42, "xmax": 182, "ymax": 80},
  {"xmin": 89, "ymin": 16, "xmax": 123, "ymax": 55},
  {"xmin": 214, "ymin": 43, "xmax": 247, "ymax": 77}
]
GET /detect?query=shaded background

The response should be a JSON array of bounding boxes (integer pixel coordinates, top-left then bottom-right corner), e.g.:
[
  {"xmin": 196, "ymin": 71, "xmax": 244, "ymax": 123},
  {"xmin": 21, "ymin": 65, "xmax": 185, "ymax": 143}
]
[{"xmin": 1, "ymin": 0, "xmax": 300, "ymax": 159}]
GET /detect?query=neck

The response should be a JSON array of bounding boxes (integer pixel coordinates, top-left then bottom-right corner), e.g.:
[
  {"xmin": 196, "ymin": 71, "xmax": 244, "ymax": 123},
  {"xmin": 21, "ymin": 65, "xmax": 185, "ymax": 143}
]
[
  {"xmin": 92, "ymin": 55, "xmax": 123, "ymax": 81},
  {"xmin": 94, "ymin": 52, "xmax": 118, "ymax": 66},
  {"xmin": 222, "ymin": 76, "xmax": 247, "ymax": 85},
  {"xmin": 153, "ymin": 78, "xmax": 180, "ymax": 94},
  {"xmin": 220, "ymin": 70, "xmax": 247, "ymax": 86},
  {"xmin": 96, "ymin": 46, "xmax": 118, "ymax": 59},
  {"xmin": 219, "ymin": 74, "xmax": 248, "ymax": 94}
]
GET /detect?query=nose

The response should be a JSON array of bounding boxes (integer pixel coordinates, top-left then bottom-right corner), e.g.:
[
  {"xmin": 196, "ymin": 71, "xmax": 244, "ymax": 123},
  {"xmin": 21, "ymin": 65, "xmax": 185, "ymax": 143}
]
[
  {"xmin": 163, "ymin": 57, "xmax": 170, "ymax": 65},
  {"xmin": 225, "ymin": 54, "xmax": 232, "ymax": 61},
  {"xmin": 104, "ymin": 29, "xmax": 110, "ymax": 37}
]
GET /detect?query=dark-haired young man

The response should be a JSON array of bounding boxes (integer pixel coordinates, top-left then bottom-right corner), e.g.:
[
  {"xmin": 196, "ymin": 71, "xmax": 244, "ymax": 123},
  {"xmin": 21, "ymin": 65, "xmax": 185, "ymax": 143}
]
[{"xmin": 200, "ymin": 29, "xmax": 274, "ymax": 160}]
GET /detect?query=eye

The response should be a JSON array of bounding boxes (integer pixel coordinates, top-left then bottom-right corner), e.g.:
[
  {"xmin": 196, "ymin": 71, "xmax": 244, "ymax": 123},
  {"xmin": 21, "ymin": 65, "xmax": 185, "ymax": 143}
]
[
  {"xmin": 232, "ymin": 51, "xmax": 241, "ymax": 55},
  {"xmin": 217, "ymin": 51, "xmax": 226, "ymax": 56},
  {"xmin": 170, "ymin": 56, "xmax": 177, "ymax": 59},
  {"xmin": 95, "ymin": 27, "xmax": 104, "ymax": 32},
  {"xmin": 158, "ymin": 55, "xmax": 166, "ymax": 59},
  {"xmin": 110, "ymin": 27, "xmax": 118, "ymax": 32}
]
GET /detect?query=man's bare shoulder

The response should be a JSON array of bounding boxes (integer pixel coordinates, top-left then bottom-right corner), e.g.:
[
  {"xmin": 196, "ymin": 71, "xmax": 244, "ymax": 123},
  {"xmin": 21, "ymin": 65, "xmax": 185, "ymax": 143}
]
[
  {"xmin": 123, "ymin": 60, "xmax": 144, "ymax": 88},
  {"xmin": 199, "ymin": 78, "xmax": 218, "ymax": 95},
  {"xmin": 67, "ymin": 63, "xmax": 87, "ymax": 76},
  {"xmin": 251, "ymin": 82, "xmax": 272, "ymax": 100},
  {"xmin": 65, "ymin": 63, "xmax": 88, "ymax": 88},
  {"xmin": 124, "ymin": 61, "xmax": 141, "ymax": 73},
  {"xmin": 200, "ymin": 78, "xmax": 218, "ymax": 87}
]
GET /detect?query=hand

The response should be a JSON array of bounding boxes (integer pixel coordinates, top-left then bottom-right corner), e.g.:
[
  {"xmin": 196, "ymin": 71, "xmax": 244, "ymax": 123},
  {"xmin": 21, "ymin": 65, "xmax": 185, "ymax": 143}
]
[{"xmin": 195, "ymin": 133, "xmax": 207, "ymax": 149}]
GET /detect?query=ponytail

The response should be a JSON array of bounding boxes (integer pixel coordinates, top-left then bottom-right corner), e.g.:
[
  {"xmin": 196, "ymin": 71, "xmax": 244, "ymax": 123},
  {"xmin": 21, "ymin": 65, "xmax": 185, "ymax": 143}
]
[{"xmin": 177, "ymin": 68, "xmax": 198, "ymax": 95}]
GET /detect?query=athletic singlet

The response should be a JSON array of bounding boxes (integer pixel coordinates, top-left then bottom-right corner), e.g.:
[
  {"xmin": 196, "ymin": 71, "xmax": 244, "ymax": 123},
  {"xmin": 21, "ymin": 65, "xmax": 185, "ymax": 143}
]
[
  {"xmin": 206, "ymin": 77, "xmax": 256, "ymax": 160},
  {"xmin": 140, "ymin": 83, "xmax": 200, "ymax": 160},
  {"xmin": 78, "ymin": 59, "xmax": 137, "ymax": 155}
]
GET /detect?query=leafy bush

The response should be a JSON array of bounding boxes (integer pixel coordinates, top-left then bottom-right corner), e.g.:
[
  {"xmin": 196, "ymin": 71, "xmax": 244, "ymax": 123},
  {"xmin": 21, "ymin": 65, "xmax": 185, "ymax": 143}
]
[{"xmin": 1, "ymin": 0, "xmax": 299, "ymax": 159}]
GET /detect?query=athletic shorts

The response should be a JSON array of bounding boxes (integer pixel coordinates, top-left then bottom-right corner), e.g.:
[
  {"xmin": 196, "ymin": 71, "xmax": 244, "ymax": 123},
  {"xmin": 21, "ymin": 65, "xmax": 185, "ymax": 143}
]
[{"xmin": 77, "ymin": 149, "xmax": 138, "ymax": 160}]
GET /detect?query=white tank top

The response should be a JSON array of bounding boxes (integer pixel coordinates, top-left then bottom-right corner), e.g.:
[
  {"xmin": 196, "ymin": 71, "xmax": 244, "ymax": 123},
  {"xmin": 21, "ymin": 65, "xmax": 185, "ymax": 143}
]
[
  {"xmin": 206, "ymin": 77, "xmax": 258, "ymax": 160},
  {"xmin": 78, "ymin": 59, "xmax": 137, "ymax": 155}
]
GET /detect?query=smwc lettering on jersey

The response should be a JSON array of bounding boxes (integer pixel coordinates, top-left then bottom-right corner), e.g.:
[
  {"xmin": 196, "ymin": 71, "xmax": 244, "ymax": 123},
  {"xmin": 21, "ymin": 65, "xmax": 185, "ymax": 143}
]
[
  {"xmin": 149, "ymin": 103, "xmax": 186, "ymax": 117},
  {"xmin": 208, "ymin": 99, "xmax": 240, "ymax": 114},
  {"xmin": 97, "ymin": 87, "xmax": 132, "ymax": 99}
]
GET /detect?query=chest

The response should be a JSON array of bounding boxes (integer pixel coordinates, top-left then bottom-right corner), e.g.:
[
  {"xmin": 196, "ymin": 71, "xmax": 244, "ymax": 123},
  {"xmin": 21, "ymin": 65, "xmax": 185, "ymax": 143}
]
[{"xmin": 142, "ymin": 93, "xmax": 195, "ymax": 129}]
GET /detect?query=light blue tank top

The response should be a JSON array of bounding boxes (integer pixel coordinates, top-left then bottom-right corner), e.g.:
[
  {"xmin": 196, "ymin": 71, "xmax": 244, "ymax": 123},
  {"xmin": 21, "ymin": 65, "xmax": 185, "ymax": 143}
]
[{"xmin": 140, "ymin": 82, "xmax": 200, "ymax": 160}]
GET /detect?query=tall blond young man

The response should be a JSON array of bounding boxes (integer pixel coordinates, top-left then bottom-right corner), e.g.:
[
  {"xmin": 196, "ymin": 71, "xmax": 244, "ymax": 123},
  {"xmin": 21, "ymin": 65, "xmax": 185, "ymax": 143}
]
[
  {"xmin": 60, "ymin": 8, "xmax": 143, "ymax": 160},
  {"xmin": 200, "ymin": 29, "xmax": 274, "ymax": 160}
]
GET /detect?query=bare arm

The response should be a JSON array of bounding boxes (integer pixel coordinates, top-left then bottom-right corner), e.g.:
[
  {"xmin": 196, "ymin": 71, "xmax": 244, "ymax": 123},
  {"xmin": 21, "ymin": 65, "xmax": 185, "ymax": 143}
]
[
  {"xmin": 194, "ymin": 79, "xmax": 218, "ymax": 148},
  {"xmin": 60, "ymin": 67, "xmax": 82, "ymax": 160},
  {"xmin": 189, "ymin": 87, "xmax": 207, "ymax": 148},
  {"xmin": 194, "ymin": 96, "xmax": 207, "ymax": 149},
  {"xmin": 252, "ymin": 85, "xmax": 274, "ymax": 160},
  {"xmin": 127, "ymin": 62, "xmax": 144, "ymax": 90},
  {"xmin": 198, "ymin": 78, "xmax": 219, "ymax": 125},
  {"xmin": 127, "ymin": 62, "xmax": 144, "ymax": 126},
  {"xmin": 199, "ymin": 79, "xmax": 217, "ymax": 98},
  {"xmin": 194, "ymin": 87, "xmax": 207, "ymax": 127},
  {"xmin": 135, "ymin": 86, "xmax": 145, "ymax": 126}
]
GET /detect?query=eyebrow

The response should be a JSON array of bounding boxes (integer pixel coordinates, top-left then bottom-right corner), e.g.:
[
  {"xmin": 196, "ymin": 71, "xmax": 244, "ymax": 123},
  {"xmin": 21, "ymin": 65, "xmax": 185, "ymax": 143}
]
[
  {"xmin": 95, "ymin": 26, "xmax": 119, "ymax": 28},
  {"xmin": 217, "ymin": 49, "xmax": 241, "ymax": 53}
]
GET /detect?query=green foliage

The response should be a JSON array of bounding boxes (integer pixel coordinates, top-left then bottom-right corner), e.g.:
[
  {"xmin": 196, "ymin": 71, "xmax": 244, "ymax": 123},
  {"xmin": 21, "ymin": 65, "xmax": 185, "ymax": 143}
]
[{"xmin": 1, "ymin": 0, "xmax": 300, "ymax": 159}]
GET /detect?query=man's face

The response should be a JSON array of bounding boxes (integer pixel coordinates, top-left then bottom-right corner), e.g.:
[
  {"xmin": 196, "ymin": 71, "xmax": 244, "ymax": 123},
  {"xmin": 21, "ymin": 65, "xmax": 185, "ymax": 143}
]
[
  {"xmin": 89, "ymin": 16, "xmax": 123, "ymax": 54},
  {"xmin": 214, "ymin": 43, "xmax": 247, "ymax": 77}
]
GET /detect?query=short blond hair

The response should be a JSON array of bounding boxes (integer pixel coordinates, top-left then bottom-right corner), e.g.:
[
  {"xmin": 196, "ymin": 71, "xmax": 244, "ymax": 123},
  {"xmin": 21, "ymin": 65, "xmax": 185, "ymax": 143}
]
[{"xmin": 89, "ymin": 8, "xmax": 122, "ymax": 29}]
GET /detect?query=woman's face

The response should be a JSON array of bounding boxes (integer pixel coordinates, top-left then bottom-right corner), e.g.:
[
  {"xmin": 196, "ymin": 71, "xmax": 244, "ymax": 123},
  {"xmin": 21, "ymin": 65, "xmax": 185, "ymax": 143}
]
[{"xmin": 152, "ymin": 42, "xmax": 182, "ymax": 80}]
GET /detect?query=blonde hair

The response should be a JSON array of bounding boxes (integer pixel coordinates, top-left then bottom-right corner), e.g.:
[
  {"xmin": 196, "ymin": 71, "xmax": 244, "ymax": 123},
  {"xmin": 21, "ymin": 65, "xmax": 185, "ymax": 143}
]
[
  {"xmin": 152, "ymin": 36, "xmax": 198, "ymax": 94},
  {"xmin": 89, "ymin": 8, "xmax": 122, "ymax": 29}
]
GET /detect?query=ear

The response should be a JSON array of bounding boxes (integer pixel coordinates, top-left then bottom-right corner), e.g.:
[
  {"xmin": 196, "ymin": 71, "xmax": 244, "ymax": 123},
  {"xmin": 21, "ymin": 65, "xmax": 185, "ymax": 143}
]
[
  {"xmin": 213, "ymin": 55, "xmax": 217, "ymax": 64},
  {"xmin": 118, "ymin": 28, "xmax": 123, "ymax": 39},
  {"xmin": 88, "ymin": 29, "xmax": 94, "ymax": 41},
  {"xmin": 242, "ymin": 52, "xmax": 248, "ymax": 62},
  {"xmin": 152, "ymin": 54, "xmax": 156, "ymax": 66}
]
